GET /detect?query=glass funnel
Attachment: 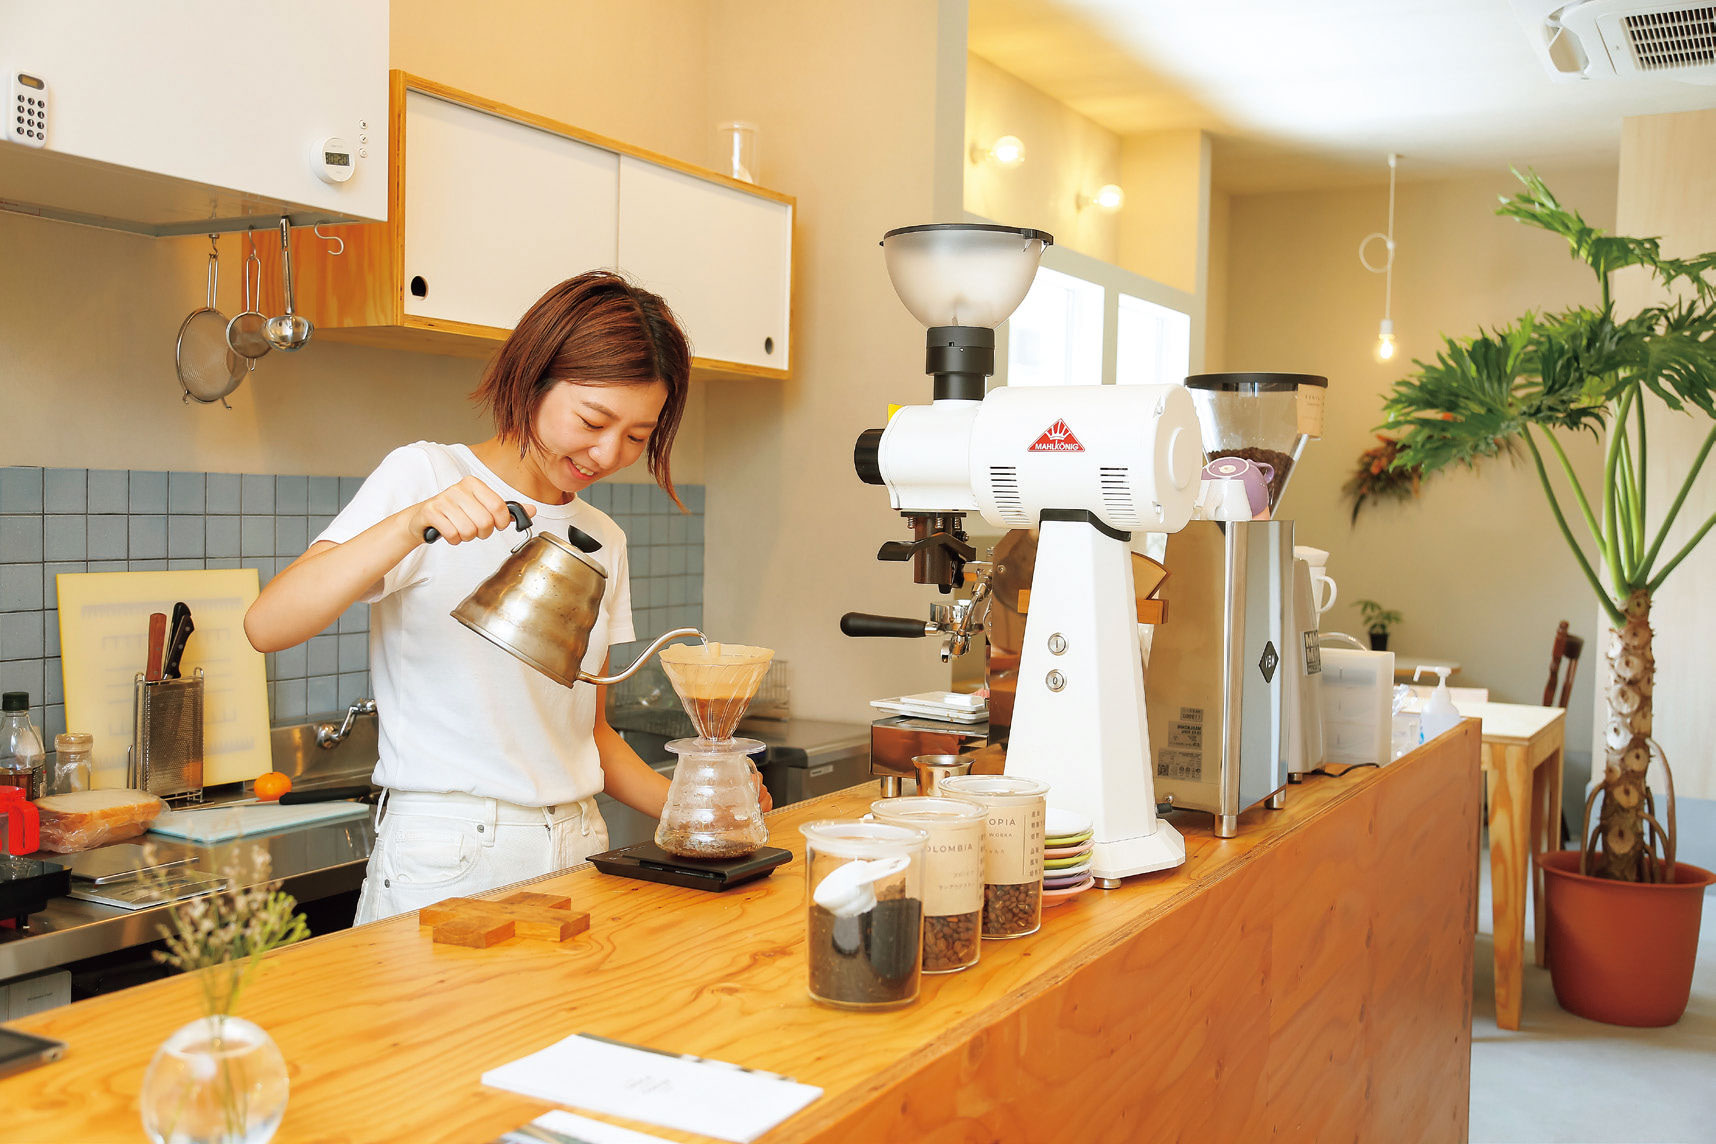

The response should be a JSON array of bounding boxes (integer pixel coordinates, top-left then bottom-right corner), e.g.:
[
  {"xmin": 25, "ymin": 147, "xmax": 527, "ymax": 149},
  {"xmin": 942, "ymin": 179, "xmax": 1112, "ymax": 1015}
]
[
  {"xmin": 655, "ymin": 737, "xmax": 768, "ymax": 859},
  {"xmin": 658, "ymin": 642, "xmax": 774, "ymax": 740},
  {"xmin": 1183, "ymin": 373, "xmax": 1327, "ymax": 514}
]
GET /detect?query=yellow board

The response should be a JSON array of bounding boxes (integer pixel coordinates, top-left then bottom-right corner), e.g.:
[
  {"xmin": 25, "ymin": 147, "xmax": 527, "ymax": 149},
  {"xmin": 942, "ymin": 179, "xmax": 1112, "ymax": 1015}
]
[{"xmin": 56, "ymin": 569, "xmax": 271, "ymax": 790}]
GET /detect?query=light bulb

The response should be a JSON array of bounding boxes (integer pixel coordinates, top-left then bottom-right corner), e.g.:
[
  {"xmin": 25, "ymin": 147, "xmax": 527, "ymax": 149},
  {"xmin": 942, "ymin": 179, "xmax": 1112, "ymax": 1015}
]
[
  {"xmin": 1093, "ymin": 183, "xmax": 1124, "ymax": 212},
  {"xmin": 990, "ymin": 135, "xmax": 1025, "ymax": 168},
  {"xmin": 1375, "ymin": 318, "xmax": 1396, "ymax": 362}
]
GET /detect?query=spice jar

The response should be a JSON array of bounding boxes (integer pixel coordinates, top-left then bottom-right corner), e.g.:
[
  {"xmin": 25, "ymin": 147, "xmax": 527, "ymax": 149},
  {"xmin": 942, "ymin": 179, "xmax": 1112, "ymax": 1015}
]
[
  {"xmin": 937, "ymin": 775, "xmax": 1047, "ymax": 940},
  {"xmin": 51, "ymin": 732, "xmax": 93, "ymax": 795},
  {"xmin": 801, "ymin": 820, "xmax": 928, "ymax": 1011},
  {"xmin": 870, "ymin": 796, "xmax": 985, "ymax": 974}
]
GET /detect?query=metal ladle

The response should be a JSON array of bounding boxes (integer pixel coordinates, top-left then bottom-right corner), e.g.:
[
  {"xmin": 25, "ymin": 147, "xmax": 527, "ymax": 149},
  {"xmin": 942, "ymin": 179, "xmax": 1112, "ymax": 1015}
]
[{"xmin": 264, "ymin": 216, "xmax": 314, "ymax": 351}]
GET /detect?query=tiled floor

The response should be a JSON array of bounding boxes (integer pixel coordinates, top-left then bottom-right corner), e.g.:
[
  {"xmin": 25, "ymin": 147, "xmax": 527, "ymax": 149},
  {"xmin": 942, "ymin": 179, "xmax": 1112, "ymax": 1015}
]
[{"xmin": 1470, "ymin": 849, "xmax": 1716, "ymax": 1143}]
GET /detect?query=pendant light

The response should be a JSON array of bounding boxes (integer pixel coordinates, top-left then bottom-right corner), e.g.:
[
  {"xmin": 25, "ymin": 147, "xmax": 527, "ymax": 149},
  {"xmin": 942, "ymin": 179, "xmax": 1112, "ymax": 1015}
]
[{"xmin": 1359, "ymin": 154, "xmax": 1400, "ymax": 362}]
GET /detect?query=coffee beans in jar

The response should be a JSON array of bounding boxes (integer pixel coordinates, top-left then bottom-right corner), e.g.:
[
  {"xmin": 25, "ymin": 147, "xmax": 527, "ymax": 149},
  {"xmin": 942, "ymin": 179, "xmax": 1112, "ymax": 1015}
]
[
  {"xmin": 938, "ymin": 775, "xmax": 1048, "ymax": 941},
  {"xmin": 801, "ymin": 820, "xmax": 929, "ymax": 1011},
  {"xmin": 923, "ymin": 910, "xmax": 981, "ymax": 971},
  {"xmin": 983, "ymin": 880, "xmax": 1042, "ymax": 938},
  {"xmin": 870, "ymin": 795, "xmax": 987, "ymax": 974}
]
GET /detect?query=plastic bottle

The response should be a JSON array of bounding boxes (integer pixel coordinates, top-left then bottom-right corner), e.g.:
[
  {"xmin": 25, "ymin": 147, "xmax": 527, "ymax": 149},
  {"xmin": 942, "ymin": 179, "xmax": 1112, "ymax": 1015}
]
[
  {"xmin": 1413, "ymin": 666, "xmax": 1462, "ymax": 743},
  {"xmin": 1390, "ymin": 685, "xmax": 1421, "ymax": 761},
  {"xmin": 0, "ymin": 692, "xmax": 46, "ymax": 800}
]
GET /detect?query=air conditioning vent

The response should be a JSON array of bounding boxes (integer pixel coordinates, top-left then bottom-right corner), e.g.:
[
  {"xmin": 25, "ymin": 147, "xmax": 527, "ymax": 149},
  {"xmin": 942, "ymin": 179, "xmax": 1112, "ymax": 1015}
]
[
  {"xmin": 989, "ymin": 466, "xmax": 1029, "ymax": 526},
  {"xmin": 1624, "ymin": 7, "xmax": 1716, "ymax": 70}
]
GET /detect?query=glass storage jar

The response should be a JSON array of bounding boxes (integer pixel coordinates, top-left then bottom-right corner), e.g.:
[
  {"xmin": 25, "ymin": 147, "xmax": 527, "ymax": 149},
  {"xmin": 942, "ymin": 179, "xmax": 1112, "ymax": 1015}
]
[
  {"xmin": 51, "ymin": 731, "xmax": 93, "ymax": 794},
  {"xmin": 800, "ymin": 820, "xmax": 928, "ymax": 1011},
  {"xmin": 936, "ymin": 775, "xmax": 1048, "ymax": 939},
  {"xmin": 870, "ymin": 795, "xmax": 986, "ymax": 973}
]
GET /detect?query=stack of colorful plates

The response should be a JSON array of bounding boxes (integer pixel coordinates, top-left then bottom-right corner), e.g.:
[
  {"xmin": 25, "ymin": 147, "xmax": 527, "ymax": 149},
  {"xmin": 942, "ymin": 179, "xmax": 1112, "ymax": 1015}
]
[{"xmin": 1042, "ymin": 808, "xmax": 1096, "ymax": 907}]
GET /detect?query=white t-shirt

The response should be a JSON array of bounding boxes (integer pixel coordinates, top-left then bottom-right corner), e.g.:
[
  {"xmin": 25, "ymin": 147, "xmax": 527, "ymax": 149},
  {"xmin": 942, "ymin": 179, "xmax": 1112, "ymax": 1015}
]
[{"xmin": 317, "ymin": 442, "xmax": 634, "ymax": 806}]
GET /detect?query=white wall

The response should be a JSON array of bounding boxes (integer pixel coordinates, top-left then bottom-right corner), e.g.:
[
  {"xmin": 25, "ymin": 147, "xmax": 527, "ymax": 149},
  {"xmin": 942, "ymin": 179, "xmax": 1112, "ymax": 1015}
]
[
  {"xmin": 700, "ymin": 0, "xmax": 961, "ymax": 723},
  {"xmin": 1222, "ymin": 168, "xmax": 1619, "ymax": 762}
]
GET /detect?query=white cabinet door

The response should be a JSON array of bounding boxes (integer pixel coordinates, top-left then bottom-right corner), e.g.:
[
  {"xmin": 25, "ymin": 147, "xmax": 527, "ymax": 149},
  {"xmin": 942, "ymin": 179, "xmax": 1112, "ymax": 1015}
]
[
  {"xmin": 617, "ymin": 157, "xmax": 791, "ymax": 372},
  {"xmin": 403, "ymin": 92, "xmax": 619, "ymax": 331}
]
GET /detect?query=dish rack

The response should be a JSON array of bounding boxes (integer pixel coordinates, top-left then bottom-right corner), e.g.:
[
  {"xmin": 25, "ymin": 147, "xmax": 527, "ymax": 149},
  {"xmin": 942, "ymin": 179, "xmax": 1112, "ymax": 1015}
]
[{"xmin": 608, "ymin": 659, "xmax": 790, "ymax": 738}]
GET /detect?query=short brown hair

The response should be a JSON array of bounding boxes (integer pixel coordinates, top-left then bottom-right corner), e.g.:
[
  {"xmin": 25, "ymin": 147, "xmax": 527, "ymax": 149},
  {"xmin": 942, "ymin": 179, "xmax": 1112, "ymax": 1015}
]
[{"xmin": 474, "ymin": 271, "xmax": 692, "ymax": 508}]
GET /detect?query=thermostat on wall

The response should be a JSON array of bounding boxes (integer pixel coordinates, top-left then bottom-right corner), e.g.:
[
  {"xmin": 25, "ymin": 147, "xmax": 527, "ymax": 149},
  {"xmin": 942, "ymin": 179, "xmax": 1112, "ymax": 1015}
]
[{"xmin": 310, "ymin": 136, "xmax": 356, "ymax": 184}]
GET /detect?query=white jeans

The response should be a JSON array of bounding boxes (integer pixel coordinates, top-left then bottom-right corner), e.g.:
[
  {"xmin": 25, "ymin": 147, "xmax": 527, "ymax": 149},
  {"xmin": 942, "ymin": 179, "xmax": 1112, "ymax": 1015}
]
[{"xmin": 353, "ymin": 790, "xmax": 610, "ymax": 925}]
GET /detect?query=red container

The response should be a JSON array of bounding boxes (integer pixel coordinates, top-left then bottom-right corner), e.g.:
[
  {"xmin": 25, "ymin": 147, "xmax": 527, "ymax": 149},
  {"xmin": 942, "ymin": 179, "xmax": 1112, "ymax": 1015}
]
[{"xmin": 1537, "ymin": 850, "xmax": 1715, "ymax": 1027}]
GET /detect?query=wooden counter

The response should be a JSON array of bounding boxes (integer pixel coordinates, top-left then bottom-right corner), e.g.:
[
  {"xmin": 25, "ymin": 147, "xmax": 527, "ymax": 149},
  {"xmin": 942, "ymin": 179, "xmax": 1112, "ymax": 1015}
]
[{"xmin": 3, "ymin": 723, "xmax": 1480, "ymax": 1143}]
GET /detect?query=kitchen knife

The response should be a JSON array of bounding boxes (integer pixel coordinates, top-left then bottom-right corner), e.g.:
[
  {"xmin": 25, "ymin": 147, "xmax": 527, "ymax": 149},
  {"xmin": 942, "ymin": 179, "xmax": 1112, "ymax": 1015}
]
[
  {"xmin": 171, "ymin": 784, "xmax": 377, "ymax": 812},
  {"xmin": 145, "ymin": 612, "xmax": 168, "ymax": 682},
  {"xmin": 163, "ymin": 606, "xmax": 195, "ymax": 680}
]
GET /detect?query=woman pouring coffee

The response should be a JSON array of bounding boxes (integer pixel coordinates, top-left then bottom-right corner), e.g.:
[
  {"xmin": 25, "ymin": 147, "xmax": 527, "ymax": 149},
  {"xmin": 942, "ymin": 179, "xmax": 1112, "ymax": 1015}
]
[{"xmin": 245, "ymin": 271, "xmax": 768, "ymax": 924}]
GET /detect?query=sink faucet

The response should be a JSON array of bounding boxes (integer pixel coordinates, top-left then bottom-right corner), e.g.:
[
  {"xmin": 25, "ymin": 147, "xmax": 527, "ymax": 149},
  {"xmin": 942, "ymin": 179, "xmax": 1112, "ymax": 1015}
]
[{"xmin": 316, "ymin": 699, "xmax": 377, "ymax": 749}]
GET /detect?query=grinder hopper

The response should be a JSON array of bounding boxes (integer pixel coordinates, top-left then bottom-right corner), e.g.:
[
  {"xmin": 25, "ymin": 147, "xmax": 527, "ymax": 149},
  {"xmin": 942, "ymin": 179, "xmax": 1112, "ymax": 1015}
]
[
  {"xmin": 658, "ymin": 642, "xmax": 775, "ymax": 740},
  {"xmin": 1183, "ymin": 373, "xmax": 1328, "ymax": 515}
]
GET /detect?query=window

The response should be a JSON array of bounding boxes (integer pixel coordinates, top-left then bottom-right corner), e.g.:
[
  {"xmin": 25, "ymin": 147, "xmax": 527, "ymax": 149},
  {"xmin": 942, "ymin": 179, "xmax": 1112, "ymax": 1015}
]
[
  {"xmin": 1116, "ymin": 293, "xmax": 1191, "ymax": 388},
  {"xmin": 1005, "ymin": 266, "xmax": 1104, "ymax": 387}
]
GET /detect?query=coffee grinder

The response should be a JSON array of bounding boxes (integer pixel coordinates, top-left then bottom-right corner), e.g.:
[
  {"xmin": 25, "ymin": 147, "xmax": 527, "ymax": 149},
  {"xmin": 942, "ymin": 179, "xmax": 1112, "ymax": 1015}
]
[
  {"xmin": 1145, "ymin": 373, "xmax": 1326, "ymax": 837},
  {"xmin": 842, "ymin": 222, "xmax": 1205, "ymax": 883}
]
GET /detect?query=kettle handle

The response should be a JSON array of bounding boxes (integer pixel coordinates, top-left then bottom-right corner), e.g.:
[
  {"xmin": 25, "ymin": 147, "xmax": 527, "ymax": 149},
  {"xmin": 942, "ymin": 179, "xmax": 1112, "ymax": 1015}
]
[
  {"xmin": 423, "ymin": 500, "xmax": 533, "ymax": 544},
  {"xmin": 580, "ymin": 627, "xmax": 705, "ymax": 686}
]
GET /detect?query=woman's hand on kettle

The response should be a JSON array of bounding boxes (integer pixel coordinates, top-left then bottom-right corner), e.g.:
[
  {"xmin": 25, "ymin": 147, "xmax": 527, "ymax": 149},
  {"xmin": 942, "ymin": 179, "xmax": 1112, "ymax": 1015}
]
[{"xmin": 412, "ymin": 477, "xmax": 533, "ymax": 545}]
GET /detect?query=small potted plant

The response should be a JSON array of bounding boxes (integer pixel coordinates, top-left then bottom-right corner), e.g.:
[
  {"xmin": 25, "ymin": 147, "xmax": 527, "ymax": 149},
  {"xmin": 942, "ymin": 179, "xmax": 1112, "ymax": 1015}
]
[{"xmin": 1355, "ymin": 599, "xmax": 1401, "ymax": 651}]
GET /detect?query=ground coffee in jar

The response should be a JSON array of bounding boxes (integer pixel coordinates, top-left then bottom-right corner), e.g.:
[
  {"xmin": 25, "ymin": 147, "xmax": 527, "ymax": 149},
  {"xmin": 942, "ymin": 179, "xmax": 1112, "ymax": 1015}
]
[
  {"xmin": 800, "ymin": 820, "xmax": 929, "ymax": 1011},
  {"xmin": 870, "ymin": 795, "xmax": 986, "ymax": 974},
  {"xmin": 937, "ymin": 775, "xmax": 1047, "ymax": 940}
]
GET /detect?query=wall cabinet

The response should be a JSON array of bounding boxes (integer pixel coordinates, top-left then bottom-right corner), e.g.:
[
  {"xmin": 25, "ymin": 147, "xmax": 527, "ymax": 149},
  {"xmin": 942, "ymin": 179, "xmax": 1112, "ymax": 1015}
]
[
  {"xmin": 0, "ymin": 0, "xmax": 387, "ymax": 235},
  {"xmin": 261, "ymin": 73, "xmax": 793, "ymax": 380}
]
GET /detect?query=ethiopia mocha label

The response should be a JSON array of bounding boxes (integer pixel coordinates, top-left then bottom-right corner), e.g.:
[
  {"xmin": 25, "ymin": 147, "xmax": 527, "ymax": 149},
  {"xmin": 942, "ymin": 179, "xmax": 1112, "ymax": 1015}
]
[{"xmin": 979, "ymin": 804, "xmax": 1045, "ymax": 884}]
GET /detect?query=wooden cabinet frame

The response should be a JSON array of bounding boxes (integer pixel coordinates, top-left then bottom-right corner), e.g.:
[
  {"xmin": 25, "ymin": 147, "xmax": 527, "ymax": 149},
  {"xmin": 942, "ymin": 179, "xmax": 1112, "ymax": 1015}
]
[{"xmin": 258, "ymin": 71, "xmax": 795, "ymax": 380}]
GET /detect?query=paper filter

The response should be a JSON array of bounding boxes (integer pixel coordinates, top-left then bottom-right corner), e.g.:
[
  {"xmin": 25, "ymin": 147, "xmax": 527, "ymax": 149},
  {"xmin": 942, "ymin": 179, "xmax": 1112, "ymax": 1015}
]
[{"xmin": 658, "ymin": 642, "xmax": 775, "ymax": 740}]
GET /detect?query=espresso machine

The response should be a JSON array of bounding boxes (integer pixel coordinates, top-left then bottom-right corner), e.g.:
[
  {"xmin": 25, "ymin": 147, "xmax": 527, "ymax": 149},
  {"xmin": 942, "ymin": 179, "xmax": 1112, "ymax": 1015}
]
[
  {"xmin": 1144, "ymin": 373, "xmax": 1327, "ymax": 837},
  {"xmin": 841, "ymin": 223, "xmax": 1204, "ymax": 883}
]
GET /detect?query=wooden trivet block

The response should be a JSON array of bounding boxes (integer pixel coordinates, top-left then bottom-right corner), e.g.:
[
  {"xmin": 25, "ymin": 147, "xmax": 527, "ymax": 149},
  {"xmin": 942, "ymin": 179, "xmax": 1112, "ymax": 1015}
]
[{"xmin": 420, "ymin": 894, "xmax": 591, "ymax": 947}]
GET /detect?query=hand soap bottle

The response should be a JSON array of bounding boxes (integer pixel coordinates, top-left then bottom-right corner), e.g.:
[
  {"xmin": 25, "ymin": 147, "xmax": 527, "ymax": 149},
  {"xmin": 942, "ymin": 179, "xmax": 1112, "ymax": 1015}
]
[{"xmin": 1413, "ymin": 666, "xmax": 1462, "ymax": 743}]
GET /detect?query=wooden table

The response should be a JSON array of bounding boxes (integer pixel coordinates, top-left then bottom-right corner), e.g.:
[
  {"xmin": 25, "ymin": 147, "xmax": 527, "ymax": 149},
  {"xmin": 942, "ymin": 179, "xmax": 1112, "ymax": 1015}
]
[
  {"xmin": 1465, "ymin": 701, "xmax": 1567, "ymax": 1031},
  {"xmin": 1, "ymin": 726, "xmax": 1481, "ymax": 1143}
]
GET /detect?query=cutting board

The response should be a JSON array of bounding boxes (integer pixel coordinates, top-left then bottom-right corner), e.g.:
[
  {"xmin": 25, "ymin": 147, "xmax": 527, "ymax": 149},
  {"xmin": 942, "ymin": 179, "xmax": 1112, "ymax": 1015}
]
[
  {"xmin": 57, "ymin": 569, "xmax": 272, "ymax": 790},
  {"xmin": 148, "ymin": 800, "xmax": 372, "ymax": 843}
]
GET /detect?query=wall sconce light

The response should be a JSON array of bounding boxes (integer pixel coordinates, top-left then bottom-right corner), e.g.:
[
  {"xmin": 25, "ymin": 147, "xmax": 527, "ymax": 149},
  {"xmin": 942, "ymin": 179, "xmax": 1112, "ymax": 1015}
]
[
  {"xmin": 1075, "ymin": 183, "xmax": 1125, "ymax": 213},
  {"xmin": 970, "ymin": 134, "xmax": 1026, "ymax": 169},
  {"xmin": 1359, "ymin": 153, "xmax": 1400, "ymax": 362}
]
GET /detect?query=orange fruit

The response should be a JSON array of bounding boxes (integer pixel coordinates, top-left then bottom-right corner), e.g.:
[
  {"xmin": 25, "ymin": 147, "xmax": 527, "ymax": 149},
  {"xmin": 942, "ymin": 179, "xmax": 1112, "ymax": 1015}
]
[{"xmin": 254, "ymin": 771, "xmax": 292, "ymax": 801}]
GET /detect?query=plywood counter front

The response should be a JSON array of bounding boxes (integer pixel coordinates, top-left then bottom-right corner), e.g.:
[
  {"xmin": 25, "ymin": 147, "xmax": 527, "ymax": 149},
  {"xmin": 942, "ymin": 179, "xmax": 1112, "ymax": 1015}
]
[{"xmin": 3, "ymin": 724, "xmax": 1480, "ymax": 1143}]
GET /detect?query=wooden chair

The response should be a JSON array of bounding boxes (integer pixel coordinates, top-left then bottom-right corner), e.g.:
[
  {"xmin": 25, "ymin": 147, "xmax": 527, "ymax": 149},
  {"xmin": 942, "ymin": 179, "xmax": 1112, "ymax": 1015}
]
[
  {"xmin": 1542, "ymin": 620, "xmax": 1584, "ymax": 709},
  {"xmin": 1542, "ymin": 620, "xmax": 1583, "ymax": 844}
]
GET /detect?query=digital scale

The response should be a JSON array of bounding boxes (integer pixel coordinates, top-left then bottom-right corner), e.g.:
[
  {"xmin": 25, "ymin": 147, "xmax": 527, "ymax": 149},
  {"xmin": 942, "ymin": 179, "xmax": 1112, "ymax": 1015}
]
[{"xmin": 588, "ymin": 841, "xmax": 791, "ymax": 893}]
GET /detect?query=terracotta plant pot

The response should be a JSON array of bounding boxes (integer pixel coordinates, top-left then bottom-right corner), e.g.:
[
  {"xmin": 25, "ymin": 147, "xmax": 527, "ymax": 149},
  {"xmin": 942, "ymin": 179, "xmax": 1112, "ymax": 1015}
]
[{"xmin": 1537, "ymin": 850, "xmax": 1716, "ymax": 1027}]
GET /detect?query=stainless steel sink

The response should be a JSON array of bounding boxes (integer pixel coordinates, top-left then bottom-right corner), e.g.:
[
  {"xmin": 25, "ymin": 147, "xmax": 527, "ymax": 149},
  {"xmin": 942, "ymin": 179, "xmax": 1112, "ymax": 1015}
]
[{"xmin": 268, "ymin": 714, "xmax": 379, "ymax": 790}]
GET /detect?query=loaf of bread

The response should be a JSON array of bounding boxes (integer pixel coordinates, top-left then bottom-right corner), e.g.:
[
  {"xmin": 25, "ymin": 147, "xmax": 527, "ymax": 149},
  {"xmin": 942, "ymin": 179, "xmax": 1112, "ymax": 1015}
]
[{"xmin": 35, "ymin": 789, "xmax": 168, "ymax": 853}]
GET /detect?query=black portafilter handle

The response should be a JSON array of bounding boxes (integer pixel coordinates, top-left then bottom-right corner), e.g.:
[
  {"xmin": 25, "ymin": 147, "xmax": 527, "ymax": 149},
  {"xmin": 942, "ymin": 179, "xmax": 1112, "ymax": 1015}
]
[
  {"xmin": 840, "ymin": 612, "xmax": 932, "ymax": 639},
  {"xmin": 423, "ymin": 500, "xmax": 533, "ymax": 544}
]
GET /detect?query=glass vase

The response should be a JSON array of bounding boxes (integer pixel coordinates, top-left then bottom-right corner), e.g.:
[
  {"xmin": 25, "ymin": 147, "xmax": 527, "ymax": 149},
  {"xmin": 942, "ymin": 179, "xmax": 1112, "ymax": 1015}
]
[{"xmin": 141, "ymin": 1015, "xmax": 289, "ymax": 1144}]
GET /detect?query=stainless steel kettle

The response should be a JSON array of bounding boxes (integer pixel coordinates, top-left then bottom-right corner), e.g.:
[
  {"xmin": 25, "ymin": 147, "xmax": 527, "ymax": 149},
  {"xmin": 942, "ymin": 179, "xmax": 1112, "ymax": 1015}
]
[{"xmin": 430, "ymin": 501, "xmax": 701, "ymax": 688}]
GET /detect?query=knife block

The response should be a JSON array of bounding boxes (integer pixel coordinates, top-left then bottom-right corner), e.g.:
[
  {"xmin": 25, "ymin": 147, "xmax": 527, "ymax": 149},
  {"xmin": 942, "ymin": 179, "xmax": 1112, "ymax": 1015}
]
[{"xmin": 129, "ymin": 670, "xmax": 205, "ymax": 800}]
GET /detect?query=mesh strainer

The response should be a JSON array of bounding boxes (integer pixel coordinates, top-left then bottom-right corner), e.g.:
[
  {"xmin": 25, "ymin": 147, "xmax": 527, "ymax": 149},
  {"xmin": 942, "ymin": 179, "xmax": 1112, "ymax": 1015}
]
[
  {"xmin": 658, "ymin": 642, "xmax": 775, "ymax": 740},
  {"xmin": 176, "ymin": 240, "xmax": 244, "ymax": 407}
]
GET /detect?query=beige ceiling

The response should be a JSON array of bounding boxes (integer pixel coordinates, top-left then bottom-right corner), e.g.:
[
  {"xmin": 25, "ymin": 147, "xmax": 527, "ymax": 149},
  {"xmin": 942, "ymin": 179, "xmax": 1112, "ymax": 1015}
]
[{"xmin": 969, "ymin": 0, "xmax": 1716, "ymax": 192}]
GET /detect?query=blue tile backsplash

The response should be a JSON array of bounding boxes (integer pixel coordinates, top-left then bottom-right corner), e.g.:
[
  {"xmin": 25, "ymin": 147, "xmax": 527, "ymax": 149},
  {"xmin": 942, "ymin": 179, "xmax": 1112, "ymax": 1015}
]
[{"xmin": 0, "ymin": 467, "xmax": 704, "ymax": 744}]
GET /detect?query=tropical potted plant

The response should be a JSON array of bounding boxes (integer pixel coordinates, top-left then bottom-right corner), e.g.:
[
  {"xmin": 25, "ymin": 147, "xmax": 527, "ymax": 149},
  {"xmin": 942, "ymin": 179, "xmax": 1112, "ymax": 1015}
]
[
  {"xmin": 1379, "ymin": 171, "xmax": 1716, "ymax": 1026},
  {"xmin": 1355, "ymin": 599, "xmax": 1402, "ymax": 651}
]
